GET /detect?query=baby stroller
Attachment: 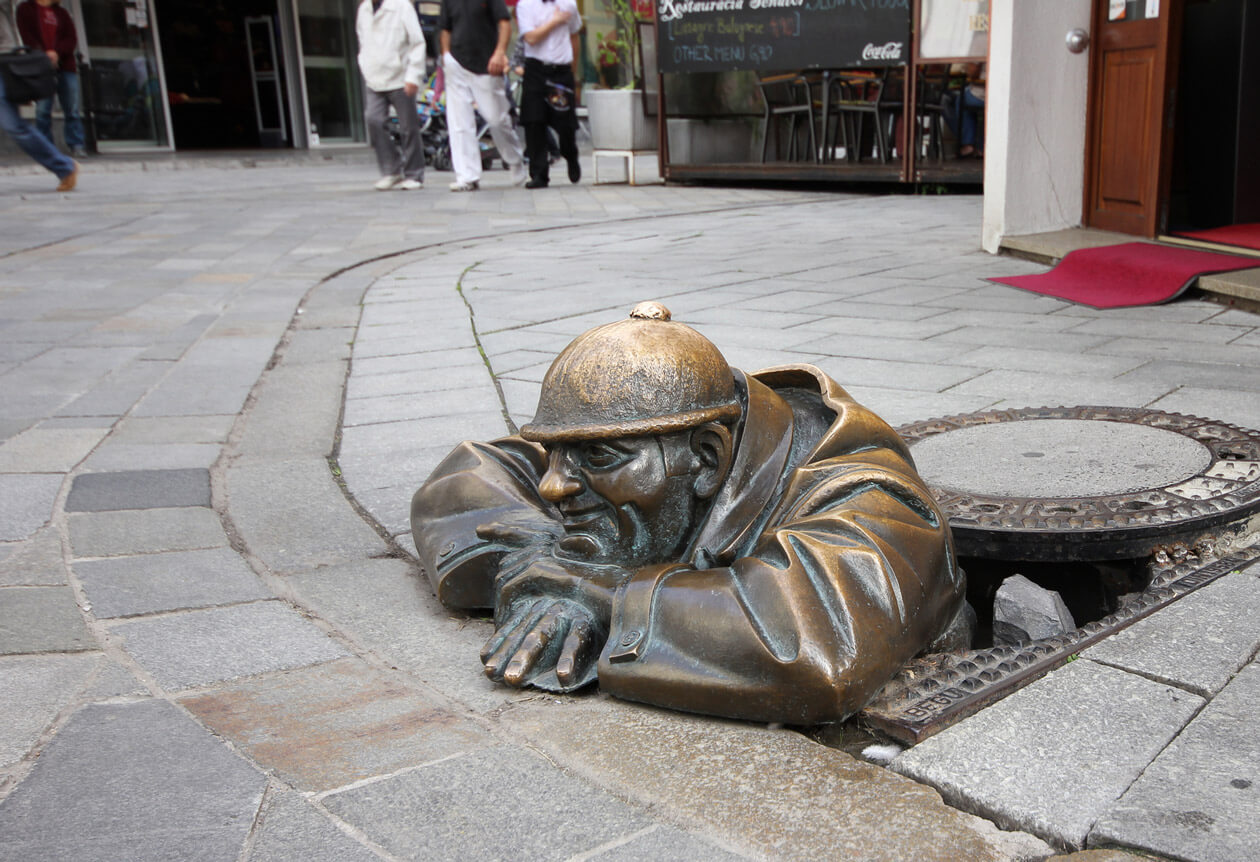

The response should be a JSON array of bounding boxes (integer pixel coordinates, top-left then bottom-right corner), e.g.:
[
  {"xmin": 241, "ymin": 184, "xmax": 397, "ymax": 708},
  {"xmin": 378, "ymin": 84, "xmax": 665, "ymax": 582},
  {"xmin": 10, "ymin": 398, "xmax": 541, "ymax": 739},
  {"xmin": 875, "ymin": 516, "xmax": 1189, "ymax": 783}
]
[{"xmin": 388, "ymin": 70, "xmax": 502, "ymax": 172}]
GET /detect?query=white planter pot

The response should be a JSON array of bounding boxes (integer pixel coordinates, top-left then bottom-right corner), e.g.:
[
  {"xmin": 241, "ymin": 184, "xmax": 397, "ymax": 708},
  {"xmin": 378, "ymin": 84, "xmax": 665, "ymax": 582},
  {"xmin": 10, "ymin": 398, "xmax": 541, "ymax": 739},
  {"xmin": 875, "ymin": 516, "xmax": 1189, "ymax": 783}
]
[{"xmin": 585, "ymin": 89, "xmax": 658, "ymax": 151}]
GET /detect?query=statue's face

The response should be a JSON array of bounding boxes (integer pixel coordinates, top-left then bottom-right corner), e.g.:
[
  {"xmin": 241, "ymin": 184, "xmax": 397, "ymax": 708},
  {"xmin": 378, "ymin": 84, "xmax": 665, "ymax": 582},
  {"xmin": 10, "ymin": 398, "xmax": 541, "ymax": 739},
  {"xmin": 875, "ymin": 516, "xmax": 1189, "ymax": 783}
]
[{"xmin": 538, "ymin": 432, "xmax": 700, "ymax": 568}]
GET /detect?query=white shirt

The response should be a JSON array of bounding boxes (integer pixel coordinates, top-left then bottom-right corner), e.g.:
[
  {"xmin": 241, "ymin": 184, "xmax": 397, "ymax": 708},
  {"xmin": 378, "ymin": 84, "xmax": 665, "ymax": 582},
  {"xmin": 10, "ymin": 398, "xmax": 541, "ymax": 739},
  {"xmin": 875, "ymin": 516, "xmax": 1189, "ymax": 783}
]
[
  {"xmin": 356, "ymin": 0, "xmax": 427, "ymax": 93},
  {"xmin": 516, "ymin": 0, "xmax": 581, "ymax": 66}
]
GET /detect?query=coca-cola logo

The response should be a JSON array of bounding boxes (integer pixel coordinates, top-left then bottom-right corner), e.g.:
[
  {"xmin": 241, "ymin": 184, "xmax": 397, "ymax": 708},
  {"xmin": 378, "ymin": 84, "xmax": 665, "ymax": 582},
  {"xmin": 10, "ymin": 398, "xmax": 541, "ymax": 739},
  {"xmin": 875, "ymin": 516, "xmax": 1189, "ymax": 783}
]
[{"xmin": 861, "ymin": 42, "xmax": 904, "ymax": 61}]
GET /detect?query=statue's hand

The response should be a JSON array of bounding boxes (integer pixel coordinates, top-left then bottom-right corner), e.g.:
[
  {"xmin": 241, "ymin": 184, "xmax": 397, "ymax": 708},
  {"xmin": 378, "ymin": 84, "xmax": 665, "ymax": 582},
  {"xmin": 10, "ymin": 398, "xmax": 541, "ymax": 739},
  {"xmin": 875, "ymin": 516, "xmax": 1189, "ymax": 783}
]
[
  {"xmin": 481, "ymin": 555, "xmax": 628, "ymax": 690},
  {"xmin": 481, "ymin": 597, "xmax": 601, "ymax": 690}
]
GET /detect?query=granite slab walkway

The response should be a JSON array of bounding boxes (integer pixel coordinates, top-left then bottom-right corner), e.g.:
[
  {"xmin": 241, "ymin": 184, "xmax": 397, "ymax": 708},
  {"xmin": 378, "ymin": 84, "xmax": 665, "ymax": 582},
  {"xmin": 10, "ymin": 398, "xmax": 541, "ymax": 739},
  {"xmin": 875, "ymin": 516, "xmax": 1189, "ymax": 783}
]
[{"xmin": 1, "ymin": 153, "xmax": 1257, "ymax": 860}]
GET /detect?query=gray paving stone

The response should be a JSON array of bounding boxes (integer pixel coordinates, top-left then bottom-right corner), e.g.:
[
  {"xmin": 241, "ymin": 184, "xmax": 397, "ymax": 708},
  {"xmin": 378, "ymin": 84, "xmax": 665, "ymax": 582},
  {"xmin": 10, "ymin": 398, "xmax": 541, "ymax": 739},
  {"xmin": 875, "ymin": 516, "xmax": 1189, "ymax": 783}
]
[
  {"xmin": 68, "ymin": 507, "xmax": 228, "ymax": 557},
  {"xmin": 811, "ymin": 355, "xmax": 983, "ymax": 393},
  {"xmin": 232, "ymin": 361, "xmax": 345, "ymax": 461},
  {"xmin": 110, "ymin": 600, "xmax": 349, "ymax": 690},
  {"xmin": 74, "ymin": 546, "xmax": 270, "ymax": 618},
  {"xmin": 320, "ymin": 744, "xmax": 651, "ymax": 861},
  {"xmin": 1090, "ymin": 660, "xmax": 1260, "ymax": 861},
  {"xmin": 286, "ymin": 558, "xmax": 508, "ymax": 713},
  {"xmin": 0, "ymin": 426, "xmax": 110, "ymax": 472},
  {"xmin": 892, "ymin": 659, "xmax": 1205, "ymax": 848},
  {"xmin": 0, "ymin": 586, "xmax": 94, "ymax": 654},
  {"xmin": 503, "ymin": 698, "xmax": 1050, "ymax": 862},
  {"xmin": 588, "ymin": 825, "xmax": 748, "ymax": 861},
  {"xmin": 80, "ymin": 442, "xmax": 223, "ymax": 471},
  {"xmin": 180, "ymin": 658, "xmax": 491, "ymax": 792},
  {"xmin": 0, "ymin": 699, "xmax": 265, "ymax": 861},
  {"xmin": 1084, "ymin": 570, "xmax": 1260, "ymax": 697},
  {"xmin": 927, "ymin": 325, "xmax": 1117, "ymax": 352},
  {"xmin": 943, "ymin": 368, "xmax": 1174, "ymax": 406},
  {"xmin": 1148, "ymin": 387, "xmax": 1260, "ymax": 433},
  {"xmin": 0, "ymin": 652, "xmax": 100, "ymax": 767},
  {"xmin": 0, "ymin": 473, "xmax": 63, "ymax": 541},
  {"xmin": 1118, "ymin": 359, "xmax": 1260, "ymax": 393},
  {"xmin": 66, "ymin": 467, "xmax": 211, "ymax": 512},
  {"xmin": 0, "ymin": 526, "xmax": 67, "ymax": 586},
  {"xmin": 53, "ymin": 358, "xmax": 173, "ymax": 418},
  {"xmin": 225, "ymin": 458, "xmax": 388, "ymax": 574},
  {"xmin": 246, "ymin": 791, "xmax": 382, "ymax": 862},
  {"xmin": 342, "ymin": 387, "xmax": 503, "ymax": 428}
]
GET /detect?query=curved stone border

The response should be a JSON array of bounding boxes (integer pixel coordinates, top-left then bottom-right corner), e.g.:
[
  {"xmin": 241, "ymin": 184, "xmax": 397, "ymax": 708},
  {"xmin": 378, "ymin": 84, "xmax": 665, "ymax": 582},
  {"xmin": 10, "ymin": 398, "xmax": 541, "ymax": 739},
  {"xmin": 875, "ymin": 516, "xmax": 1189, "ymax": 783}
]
[{"xmin": 898, "ymin": 406, "xmax": 1260, "ymax": 560}]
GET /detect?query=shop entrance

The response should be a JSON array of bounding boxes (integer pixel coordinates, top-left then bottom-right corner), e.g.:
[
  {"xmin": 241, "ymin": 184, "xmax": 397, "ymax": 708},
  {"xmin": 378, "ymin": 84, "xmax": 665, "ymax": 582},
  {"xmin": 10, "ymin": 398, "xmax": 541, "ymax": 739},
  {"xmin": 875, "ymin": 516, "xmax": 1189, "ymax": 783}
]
[
  {"xmin": 158, "ymin": 0, "xmax": 292, "ymax": 148},
  {"xmin": 1166, "ymin": 0, "xmax": 1260, "ymax": 233},
  {"xmin": 1085, "ymin": 0, "xmax": 1260, "ymax": 239}
]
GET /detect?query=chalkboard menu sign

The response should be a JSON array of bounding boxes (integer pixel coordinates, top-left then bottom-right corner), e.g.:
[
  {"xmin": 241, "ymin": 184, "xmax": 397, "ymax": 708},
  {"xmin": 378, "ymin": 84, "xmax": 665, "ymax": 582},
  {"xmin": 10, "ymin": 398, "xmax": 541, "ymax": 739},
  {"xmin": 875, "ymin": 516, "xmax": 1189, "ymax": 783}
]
[{"xmin": 656, "ymin": 0, "xmax": 911, "ymax": 74}]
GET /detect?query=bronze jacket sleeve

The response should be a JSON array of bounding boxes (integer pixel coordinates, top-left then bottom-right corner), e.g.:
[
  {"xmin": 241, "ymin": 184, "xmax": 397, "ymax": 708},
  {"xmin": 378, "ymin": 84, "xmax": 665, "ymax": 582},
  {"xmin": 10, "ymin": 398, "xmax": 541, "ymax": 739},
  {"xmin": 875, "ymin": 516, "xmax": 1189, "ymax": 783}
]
[
  {"xmin": 410, "ymin": 437, "xmax": 558, "ymax": 609},
  {"xmin": 597, "ymin": 445, "xmax": 963, "ymax": 726}
]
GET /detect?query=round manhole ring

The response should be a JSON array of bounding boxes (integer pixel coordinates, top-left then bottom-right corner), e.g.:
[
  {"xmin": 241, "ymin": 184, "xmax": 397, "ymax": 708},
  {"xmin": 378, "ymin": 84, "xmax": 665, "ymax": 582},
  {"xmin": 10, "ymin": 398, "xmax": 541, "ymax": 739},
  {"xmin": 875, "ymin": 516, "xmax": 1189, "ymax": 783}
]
[{"xmin": 898, "ymin": 406, "xmax": 1260, "ymax": 561}]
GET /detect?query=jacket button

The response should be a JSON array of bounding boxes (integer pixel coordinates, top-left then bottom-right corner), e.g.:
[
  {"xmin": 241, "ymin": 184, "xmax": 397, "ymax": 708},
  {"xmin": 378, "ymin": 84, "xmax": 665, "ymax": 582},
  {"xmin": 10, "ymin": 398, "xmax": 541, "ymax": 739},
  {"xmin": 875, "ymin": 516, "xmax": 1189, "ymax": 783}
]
[{"xmin": 620, "ymin": 630, "xmax": 641, "ymax": 647}]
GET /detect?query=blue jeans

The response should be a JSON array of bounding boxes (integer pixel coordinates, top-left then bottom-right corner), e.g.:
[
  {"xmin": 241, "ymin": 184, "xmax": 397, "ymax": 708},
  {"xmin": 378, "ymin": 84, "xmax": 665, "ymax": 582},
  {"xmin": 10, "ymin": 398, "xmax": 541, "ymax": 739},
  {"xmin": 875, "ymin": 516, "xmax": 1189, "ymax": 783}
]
[
  {"xmin": 0, "ymin": 70, "xmax": 77, "ymax": 177},
  {"xmin": 36, "ymin": 70, "xmax": 84, "ymax": 151},
  {"xmin": 944, "ymin": 88, "xmax": 985, "ymax": 152}
]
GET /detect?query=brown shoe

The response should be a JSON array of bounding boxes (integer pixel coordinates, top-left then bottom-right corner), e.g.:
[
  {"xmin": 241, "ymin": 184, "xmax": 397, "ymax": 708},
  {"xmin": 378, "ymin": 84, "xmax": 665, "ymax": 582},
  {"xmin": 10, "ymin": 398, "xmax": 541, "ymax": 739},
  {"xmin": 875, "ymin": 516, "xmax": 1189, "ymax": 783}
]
[{"xmin": 56, "ymin": 162, "xmax": 80, "ymax": 192}]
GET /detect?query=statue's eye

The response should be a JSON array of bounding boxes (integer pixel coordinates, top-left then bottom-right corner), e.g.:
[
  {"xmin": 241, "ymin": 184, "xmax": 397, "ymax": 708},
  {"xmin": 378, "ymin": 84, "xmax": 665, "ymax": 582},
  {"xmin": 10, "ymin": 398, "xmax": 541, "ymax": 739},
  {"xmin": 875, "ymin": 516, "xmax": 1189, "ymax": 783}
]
[{"xmin": 582, "ymin": 443, "xmax": 628, "ymax": 470}]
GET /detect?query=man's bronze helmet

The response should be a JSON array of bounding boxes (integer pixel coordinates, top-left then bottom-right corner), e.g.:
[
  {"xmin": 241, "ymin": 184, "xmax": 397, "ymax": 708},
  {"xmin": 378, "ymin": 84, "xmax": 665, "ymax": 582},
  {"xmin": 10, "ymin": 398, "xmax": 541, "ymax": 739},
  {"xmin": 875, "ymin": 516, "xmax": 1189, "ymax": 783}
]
[{"xmin": 520, "ymin": 302, "xmax": 742, "ymax": 443}]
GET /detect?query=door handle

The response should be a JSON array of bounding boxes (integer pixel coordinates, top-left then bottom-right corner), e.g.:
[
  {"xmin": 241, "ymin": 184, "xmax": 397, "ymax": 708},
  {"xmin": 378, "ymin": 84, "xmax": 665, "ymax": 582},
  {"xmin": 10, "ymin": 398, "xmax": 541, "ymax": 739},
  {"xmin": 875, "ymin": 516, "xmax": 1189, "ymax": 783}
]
[{"xmin": 1066, "ymin": 29, "xmax": 1090, "ymax": 53}]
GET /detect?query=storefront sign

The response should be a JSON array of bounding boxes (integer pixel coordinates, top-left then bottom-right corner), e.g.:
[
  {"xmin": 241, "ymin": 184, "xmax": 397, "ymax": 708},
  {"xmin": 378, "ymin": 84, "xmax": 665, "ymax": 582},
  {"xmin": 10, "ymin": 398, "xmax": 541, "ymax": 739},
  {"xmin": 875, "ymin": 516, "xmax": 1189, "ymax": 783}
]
[{"xmin": 656, "ymin": 0, "xmax": 911, "ymax": 74}]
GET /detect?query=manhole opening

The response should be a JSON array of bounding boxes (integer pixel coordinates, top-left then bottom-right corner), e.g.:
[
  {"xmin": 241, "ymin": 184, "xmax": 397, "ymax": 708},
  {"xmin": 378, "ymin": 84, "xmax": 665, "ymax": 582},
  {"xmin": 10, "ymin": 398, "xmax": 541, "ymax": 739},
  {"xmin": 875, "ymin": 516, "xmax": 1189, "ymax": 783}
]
[{"xmin": 959, "ymin": 554, "xmax": 1153, "ymax": 649}]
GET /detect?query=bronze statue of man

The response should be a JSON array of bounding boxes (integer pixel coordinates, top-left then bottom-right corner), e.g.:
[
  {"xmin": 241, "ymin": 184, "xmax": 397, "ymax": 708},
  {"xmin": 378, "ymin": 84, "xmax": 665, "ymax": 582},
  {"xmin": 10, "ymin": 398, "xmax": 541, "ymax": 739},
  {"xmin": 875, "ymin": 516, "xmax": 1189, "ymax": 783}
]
[{"xmin": 411, "ymin": 302, "xmax": 968, "ymax": 724}]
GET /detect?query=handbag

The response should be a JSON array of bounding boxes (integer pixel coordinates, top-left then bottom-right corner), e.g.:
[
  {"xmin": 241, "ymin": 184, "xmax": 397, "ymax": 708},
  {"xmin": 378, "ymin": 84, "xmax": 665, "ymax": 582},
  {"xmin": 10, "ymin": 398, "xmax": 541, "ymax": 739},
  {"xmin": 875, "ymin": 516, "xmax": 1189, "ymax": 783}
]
[{"xmin": 0, "ymin": 47, "xmax": 57, "ymax": 104}]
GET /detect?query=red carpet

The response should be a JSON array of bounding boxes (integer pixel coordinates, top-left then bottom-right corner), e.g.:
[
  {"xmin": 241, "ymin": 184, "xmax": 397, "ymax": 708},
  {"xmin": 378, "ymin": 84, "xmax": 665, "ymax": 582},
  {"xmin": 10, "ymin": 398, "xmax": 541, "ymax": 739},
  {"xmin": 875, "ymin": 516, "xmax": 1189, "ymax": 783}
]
[
  {"xmin": 1174, "ymin": 223, "xmax": 1260, "ymax": 252},
  {"xmin": 990, "ymin": 242, "xmax": 1258, "ymax": 309}
]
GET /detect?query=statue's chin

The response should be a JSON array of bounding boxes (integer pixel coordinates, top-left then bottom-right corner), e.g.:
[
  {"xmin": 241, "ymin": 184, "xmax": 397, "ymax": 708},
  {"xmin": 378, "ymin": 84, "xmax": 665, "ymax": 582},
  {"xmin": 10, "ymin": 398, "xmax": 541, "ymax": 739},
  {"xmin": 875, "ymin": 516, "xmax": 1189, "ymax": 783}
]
[{"xmin": 556, "ymin": 534, "xmax": 603, "ymax": 559}]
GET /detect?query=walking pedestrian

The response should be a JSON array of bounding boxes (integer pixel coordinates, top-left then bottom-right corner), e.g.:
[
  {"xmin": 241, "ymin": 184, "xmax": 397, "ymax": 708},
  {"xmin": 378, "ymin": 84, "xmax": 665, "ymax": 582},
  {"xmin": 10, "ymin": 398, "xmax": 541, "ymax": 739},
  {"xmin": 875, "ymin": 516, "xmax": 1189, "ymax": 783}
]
[
  {"xmin": 1, "ymin": 3, "xmax": 77, "ymax": 189},
  {"xmin": 16, "ymin": 0, "xmax": 85, "ymax": 158},
  {"xmin": 356, "ymin": 0, "xmax": 427, "ymax": 191},
  {"xmin": 516, "ymin": 0, "xmax": 581, "ymax": 188},
  {"xmin": 438, "ymin": 0, "xmax": 526, "ymax": 192}
]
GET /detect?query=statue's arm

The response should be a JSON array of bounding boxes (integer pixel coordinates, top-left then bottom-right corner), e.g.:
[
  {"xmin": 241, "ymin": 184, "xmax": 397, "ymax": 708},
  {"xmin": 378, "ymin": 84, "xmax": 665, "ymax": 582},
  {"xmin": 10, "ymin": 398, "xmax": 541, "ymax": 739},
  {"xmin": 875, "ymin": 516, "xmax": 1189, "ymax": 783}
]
[
  {"xmin": 597, "ymin": 454, "xmax": 964, "ymax": 725},
  {"xmin": 410, "ymin": 438, "xmax": 560, "ymax": 610}
]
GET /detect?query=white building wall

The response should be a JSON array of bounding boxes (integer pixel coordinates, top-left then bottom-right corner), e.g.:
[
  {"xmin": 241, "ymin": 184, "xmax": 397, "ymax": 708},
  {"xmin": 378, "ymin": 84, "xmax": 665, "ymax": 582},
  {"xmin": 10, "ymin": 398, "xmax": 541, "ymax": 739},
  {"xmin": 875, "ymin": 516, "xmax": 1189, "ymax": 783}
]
[{"xmin": 982, "ymin": 0, "xmax": 1093, "ymax": 252}]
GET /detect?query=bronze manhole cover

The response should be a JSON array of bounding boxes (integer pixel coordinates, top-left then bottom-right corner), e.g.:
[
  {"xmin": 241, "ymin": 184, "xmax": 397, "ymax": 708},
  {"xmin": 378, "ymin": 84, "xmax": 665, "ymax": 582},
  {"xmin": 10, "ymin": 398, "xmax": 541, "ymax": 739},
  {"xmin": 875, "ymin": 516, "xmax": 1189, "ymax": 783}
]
[{"xmin": 898, "ymin": 406, "xmax": 1260, "ymax": 561}]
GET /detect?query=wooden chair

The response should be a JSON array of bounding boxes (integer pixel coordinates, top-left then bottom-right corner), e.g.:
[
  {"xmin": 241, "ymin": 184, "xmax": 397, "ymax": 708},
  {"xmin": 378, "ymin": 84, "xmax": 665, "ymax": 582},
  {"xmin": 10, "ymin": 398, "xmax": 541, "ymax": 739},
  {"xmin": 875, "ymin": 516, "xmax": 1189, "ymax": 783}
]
[{"xmin": 757, "ymin": 73, "xmax": 818, "ymax": 163}]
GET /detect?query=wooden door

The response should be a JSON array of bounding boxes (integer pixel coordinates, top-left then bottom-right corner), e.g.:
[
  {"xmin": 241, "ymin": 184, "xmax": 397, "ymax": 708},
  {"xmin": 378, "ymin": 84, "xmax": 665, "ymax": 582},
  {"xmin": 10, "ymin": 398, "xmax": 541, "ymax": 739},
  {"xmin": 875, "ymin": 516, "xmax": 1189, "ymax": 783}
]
[{"xmin": 1084, "ymin": 0, "xmax": 1181, "ymax": 235}]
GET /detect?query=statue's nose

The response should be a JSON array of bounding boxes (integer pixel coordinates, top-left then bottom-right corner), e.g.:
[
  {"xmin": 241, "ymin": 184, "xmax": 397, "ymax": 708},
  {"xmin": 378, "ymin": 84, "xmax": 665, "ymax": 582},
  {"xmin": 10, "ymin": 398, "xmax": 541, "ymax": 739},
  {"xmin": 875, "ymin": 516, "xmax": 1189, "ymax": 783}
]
[{"xmin": 539, "ymin": 453, "xmax": 581, "ymax": 502}]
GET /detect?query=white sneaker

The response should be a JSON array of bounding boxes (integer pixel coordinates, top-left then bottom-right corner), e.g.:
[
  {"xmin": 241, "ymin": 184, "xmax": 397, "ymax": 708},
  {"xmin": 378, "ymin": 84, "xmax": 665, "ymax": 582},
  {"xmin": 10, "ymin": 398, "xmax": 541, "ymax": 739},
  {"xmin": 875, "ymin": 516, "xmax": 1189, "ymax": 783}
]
[
  {"xmin": 397, "ymin": 179, "xmax": 423, "ymax": 190},
  {"xmin": 511, "ymin": 161, "xmax": 528, "ymax": 186},
  {"xmin": 449, "ymin": 180, "xmax": 480, "ymax": 192},
  {"xmin": 374, "ymin": 175, "xmax": 402, "ymax": 190}
]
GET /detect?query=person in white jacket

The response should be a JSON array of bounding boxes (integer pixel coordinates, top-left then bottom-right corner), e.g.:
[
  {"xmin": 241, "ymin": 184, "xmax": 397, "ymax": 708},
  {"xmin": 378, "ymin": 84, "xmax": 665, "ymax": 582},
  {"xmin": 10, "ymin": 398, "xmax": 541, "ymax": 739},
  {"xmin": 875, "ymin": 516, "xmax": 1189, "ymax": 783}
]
[{"xmin": 356, "ymin": 0, "xmax": 427, "ymax": 190}]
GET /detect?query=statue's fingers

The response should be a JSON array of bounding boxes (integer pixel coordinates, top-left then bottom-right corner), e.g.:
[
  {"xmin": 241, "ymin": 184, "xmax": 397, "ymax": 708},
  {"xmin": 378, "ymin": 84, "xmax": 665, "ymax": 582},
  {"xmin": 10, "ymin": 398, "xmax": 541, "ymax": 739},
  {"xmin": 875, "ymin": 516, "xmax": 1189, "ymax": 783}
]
[
  {"xmin": 482, "ymin": 601, "xmax": 547, "ymax": 679},
  {"xmin": 502, "ymin": 604, "xmax": 568, "ymax": 687},
  {"xmin": 555, "ymin": 618, "xmax": 594, "ymax": 688}
]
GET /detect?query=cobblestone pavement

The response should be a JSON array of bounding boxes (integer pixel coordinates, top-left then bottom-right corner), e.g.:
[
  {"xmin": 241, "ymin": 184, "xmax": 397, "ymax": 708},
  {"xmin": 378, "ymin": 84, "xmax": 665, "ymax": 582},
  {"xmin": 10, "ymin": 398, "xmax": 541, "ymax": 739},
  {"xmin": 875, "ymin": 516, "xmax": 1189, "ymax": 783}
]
[{"xmin": 1, "ymin": 155, "xmax": 1256, "ymax": 861}]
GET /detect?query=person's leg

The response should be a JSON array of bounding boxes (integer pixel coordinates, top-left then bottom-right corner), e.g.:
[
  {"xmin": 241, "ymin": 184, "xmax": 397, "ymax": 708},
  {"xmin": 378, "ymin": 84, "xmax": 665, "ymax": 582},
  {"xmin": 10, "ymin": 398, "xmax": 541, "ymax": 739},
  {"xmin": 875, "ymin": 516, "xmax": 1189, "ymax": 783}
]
[
  {"xmin": 0, "ymin": 75, "xmax": 77, "ymax": 179},
  {"xmin": 387, "ymin": 87, "xmax": 424, "ymax": 182},
  {"xmin": 35, "ymin": 94, "xmax": 54, "ymax": 142},
  {"xmin": 60, "ymin": 71, "xmax": 85, "ymax": 152},
  {"xmin": 444, "ymin": 56, "xmax": 483, "ymax": 187},
  {"xmin": 556, "ymin": 118, "xmax": 579, "ymax": 183},
  {"xmin": 962, "ymin": 89, "xmax": 984, "ymax": 153},
  {"xmin": 524, "ymin": 121, "xmax": 549, "ymax": 185},
  {"xmin": 364, "ymin": 87, "xmax": 401, "ymax": 181},
  {"xmin": 467, "ymin": 70, "xmax": 524, "ymax": 173}
]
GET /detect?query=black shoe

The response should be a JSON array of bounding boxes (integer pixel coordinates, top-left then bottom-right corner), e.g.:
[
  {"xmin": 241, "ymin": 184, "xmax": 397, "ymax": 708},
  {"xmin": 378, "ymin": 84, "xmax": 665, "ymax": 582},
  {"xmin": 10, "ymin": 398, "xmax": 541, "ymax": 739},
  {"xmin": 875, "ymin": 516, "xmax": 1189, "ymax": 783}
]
[
  {"xmin": 567, "ymin": 159, "xmax": 581, "ymax": 183},
  {"xmin": 525, "ymin": 178, "xmax": 549, "ymax": 189}
]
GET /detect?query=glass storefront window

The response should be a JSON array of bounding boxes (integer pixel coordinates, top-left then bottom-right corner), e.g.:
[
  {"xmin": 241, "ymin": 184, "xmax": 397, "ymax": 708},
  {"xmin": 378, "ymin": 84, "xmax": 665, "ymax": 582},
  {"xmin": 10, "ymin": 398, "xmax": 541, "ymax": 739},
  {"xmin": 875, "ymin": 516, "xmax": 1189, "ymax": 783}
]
[
  {"xmin": 298, "ymin": 0, "xmax": 361, "ymax": 142},
  {"xmin": 79, "ymin": 0, "xmax": 171, "ymax": 148}
]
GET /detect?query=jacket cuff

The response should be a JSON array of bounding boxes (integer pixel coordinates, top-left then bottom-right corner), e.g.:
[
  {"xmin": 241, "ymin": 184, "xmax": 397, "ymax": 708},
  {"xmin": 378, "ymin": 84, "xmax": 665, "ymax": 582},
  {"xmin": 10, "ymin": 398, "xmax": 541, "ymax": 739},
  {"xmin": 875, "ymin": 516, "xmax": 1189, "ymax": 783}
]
[{"xmin": 603, "ymin": 563, "xmax": 690, "ymax": 664}]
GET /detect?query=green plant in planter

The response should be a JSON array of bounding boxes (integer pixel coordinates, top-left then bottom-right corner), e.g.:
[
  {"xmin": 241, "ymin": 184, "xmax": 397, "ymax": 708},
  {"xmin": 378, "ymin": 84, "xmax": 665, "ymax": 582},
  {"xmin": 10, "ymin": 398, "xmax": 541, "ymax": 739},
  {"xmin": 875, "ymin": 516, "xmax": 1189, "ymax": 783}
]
[{"xmin": 594, "ymin": 0, "xmax": 647, "ymax": 89}]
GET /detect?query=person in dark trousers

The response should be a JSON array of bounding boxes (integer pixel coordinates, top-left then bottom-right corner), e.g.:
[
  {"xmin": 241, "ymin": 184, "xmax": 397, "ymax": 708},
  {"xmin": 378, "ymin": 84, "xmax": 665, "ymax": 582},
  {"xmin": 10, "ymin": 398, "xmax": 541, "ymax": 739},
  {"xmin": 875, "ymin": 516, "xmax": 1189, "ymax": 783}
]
[
  {"xmin": 16, "ymin": 0, "xmax": 85, "ymax": 157},
  {"xmin": 515, "ymin": 0, "xmax": 580, "ymax": 188},
  {"xmin": 1, "ymin": 7, "xmax": 78, "ymax": 189},
  {"xmin": 356, "ymin": 0, "xmax": 427, "ymax": 190}
]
